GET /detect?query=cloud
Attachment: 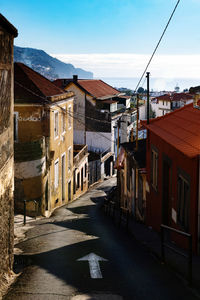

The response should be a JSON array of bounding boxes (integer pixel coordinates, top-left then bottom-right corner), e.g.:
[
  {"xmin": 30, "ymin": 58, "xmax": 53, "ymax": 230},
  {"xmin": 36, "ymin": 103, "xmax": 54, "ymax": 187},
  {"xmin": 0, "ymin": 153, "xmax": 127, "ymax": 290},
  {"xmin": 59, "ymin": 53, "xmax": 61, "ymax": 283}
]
[{"xmin": 51, "ymin": 53, "xmax": 200, "ymax": 79}]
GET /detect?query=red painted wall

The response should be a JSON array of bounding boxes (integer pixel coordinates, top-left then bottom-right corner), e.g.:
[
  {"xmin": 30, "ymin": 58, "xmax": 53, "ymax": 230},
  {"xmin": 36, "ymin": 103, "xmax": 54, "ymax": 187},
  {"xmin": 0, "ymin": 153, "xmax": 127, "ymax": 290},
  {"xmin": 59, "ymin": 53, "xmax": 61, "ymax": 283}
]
[{"xmin": 145, "ymin": 129, "xmax": 199, "ymax": 252}]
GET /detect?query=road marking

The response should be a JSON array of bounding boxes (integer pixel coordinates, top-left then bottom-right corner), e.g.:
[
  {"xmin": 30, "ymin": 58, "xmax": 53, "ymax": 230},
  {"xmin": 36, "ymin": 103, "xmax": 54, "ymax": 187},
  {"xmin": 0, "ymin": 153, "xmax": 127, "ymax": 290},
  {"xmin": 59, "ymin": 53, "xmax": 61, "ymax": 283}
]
[{"xmin": 77, "ymin": 252, "xmax": 108, "ymax": 279}]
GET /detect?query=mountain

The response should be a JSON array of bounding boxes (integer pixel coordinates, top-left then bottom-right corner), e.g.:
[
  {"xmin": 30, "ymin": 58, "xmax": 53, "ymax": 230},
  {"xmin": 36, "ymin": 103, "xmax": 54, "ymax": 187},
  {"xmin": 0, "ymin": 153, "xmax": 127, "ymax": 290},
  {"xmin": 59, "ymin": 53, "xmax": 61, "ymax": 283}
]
[{"xmin": 14, "ymin": 46, "xmax": 93, "ymax": 80}]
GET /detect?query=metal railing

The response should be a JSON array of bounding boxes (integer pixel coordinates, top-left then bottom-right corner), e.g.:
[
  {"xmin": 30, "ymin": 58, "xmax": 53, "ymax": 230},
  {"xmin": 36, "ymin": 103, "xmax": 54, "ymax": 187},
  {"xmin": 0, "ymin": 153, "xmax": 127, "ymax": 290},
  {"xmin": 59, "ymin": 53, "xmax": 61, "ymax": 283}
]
[
  {"xmin": 161, "ymin": 224, "xmax": 192, "ymax": 285},
  {"xmin": 23, "ymin": 199, "xmax": 38, "ymax": 225},
  {"xmin": 104, "ymin": 198, "xmax": 129, "ymax": 232}
]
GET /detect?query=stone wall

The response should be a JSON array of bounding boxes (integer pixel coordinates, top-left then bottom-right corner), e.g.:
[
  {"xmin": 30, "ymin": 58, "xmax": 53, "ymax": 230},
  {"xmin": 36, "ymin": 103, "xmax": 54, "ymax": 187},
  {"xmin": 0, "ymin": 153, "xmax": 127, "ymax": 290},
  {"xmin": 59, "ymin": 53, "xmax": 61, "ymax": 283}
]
[{"xmin": 0, "ymin": 21, "xmax": 16, "ymax": 286}]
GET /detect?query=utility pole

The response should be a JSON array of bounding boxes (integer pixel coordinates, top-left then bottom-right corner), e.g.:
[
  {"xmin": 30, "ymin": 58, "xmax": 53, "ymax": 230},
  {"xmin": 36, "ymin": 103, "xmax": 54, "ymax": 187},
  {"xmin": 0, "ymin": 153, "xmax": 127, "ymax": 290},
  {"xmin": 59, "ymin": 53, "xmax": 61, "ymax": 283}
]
[
  {"xmin": 135, "ymin": 93, "xmax": 139, "ymax": 151},
  {"xmin": 146, "ymin": 72, "xmax": 150, "ymax": 124},
  {"xmin": 117, "ymin": 120, "xmax": 120, "ymax": 168}
]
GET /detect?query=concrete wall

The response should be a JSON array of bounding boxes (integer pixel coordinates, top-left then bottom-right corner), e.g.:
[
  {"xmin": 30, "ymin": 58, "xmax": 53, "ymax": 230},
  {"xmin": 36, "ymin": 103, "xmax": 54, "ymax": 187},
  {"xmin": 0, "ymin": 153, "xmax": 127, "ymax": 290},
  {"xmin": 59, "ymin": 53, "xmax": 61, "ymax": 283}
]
[{"xmin": 86, "ymin": 131, "xmax": 111, "ymax": 153}]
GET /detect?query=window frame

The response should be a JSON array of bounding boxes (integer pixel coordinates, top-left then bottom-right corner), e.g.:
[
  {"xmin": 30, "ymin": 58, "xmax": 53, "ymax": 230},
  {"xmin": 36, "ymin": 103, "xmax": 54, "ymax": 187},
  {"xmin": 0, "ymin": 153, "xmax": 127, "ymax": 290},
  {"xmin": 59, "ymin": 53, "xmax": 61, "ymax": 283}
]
[
  {"xmin": 151, "ymin": 145, "xmax": 158, "ymax": 191},
  {"xmin": 68, "ymin": 146, "xmax": 72, "ymax": 172},
  {"xmin": 54, "ymin": 158, "xmax": 59, "ymax": 188},
  {"xmin": 54, "ymin": 110, "xmax": 59, "ymax": 139},
  {"xmin": 177, "ymin": 169, "xmax": 190, "ymax": 232},
  {"xmin": 68, "ymin": 105, "xmax": 72, "ymax": 129},
  {"xmin": 61, "ymin": 106, "xmax": 66, "ymax": 134}
]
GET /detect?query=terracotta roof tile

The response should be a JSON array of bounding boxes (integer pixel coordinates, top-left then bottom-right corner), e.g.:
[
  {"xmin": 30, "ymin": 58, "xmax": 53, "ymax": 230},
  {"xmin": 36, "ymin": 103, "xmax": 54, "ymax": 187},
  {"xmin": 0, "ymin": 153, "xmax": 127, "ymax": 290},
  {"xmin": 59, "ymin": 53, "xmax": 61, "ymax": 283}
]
[
  {"xmin": 14, "ymin": 63, "xmax": 65, "ymax": 102},
  {"xmin": 145, "ymin": 102, "xmax": 200, "ymax": 158},
  {"xmin": 76, "ymin": 79, "xmax": 120, "ymax": 99}
]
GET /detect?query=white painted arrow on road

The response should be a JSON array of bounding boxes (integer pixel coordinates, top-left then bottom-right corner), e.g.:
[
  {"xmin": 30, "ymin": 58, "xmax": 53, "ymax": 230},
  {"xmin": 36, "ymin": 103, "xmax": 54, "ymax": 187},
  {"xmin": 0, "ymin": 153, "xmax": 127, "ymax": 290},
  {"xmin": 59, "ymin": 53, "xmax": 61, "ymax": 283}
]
[{"xmin": 77, "ymin": 253, "xmax": 108, "ymax": 279}]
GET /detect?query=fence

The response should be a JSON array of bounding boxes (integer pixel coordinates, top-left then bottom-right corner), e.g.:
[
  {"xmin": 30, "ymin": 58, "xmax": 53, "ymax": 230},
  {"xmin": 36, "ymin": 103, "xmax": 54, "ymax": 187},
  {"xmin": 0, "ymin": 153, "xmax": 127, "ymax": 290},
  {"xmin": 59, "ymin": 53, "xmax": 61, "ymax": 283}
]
[{"xmin": 88, "ymin": 159, "xmax": 101, "ymax": 186}]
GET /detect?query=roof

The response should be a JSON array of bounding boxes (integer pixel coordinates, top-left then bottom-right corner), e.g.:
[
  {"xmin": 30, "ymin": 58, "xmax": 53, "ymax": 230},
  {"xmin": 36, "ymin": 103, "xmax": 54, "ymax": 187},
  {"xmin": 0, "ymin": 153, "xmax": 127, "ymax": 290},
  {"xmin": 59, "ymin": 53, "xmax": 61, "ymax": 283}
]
[
  {"xmin": 76, "ymin": 79, "xmax": 120, "ymax": 99},
  {"xmin": 154, "ymin": 93, "xmax": 193, "ymax": 103},
  {"xmin": 54, "ymin": 78, "xmax": 120, "ymax": 99},
  {"xmin": 118, "ymin": 95, "xmax": 131, "ymax": 99},
  {"xmin": 97, "ymin": 99, "xmax": 118, "ymax": 104},
  {"xmin": 154, "ymin": 94, "xmax": 171, "ymax": 102},
  {"xmin": 0, "ymin": 14, "xmax": 18, "ymax": 37},
  {"xmin": 143, "ymin": 102, "xmax": 200, "ymax": 158},
  {"xmin": 172, "ymin": 93, "xmax": 193, "ymax": 102},
  {"xmin": 14, "ymin": 63, "xmax": 73, "ymax": 103}
]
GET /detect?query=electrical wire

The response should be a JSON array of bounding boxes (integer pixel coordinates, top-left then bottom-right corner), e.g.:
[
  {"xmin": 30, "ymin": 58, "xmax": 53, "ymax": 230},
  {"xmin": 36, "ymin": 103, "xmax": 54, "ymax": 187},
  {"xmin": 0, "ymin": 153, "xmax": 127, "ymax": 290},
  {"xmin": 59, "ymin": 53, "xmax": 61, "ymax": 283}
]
[
  {"xmin": 14, "ymin": 80, "xmax": 118, "ymax": 143},
  {"xmin": 134, "ymin": 0, "xmax": 181, "ymax": 93}
]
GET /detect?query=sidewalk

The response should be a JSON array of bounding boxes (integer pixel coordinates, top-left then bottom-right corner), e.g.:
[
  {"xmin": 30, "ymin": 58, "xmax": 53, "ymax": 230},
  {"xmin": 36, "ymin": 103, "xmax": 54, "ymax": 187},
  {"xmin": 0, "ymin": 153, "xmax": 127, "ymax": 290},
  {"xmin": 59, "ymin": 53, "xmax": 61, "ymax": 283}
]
[
  {"xmin": 14, "ymin": 214, "xmax": 41, "ymax": 251},
  {"xmin": 103, "ymin": 203, "xmax": 200, "ymax": 294}
]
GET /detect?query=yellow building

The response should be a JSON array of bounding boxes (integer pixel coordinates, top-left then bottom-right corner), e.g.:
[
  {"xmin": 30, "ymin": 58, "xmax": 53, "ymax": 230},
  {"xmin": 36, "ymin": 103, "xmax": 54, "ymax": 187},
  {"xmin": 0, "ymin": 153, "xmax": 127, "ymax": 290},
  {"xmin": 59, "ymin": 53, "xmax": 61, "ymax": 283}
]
[{"xmin": 14, "ymin": 63, "xmax": 74, "ymax": 216}]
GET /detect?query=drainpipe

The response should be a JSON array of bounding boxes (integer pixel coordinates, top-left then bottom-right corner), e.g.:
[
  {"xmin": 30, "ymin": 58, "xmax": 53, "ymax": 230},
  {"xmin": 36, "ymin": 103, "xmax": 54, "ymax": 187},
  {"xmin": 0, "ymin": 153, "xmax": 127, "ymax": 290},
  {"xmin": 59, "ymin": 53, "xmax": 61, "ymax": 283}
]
[{"xmin": 198, "ymin": 155, "xmax": 200, "ymax": 254}]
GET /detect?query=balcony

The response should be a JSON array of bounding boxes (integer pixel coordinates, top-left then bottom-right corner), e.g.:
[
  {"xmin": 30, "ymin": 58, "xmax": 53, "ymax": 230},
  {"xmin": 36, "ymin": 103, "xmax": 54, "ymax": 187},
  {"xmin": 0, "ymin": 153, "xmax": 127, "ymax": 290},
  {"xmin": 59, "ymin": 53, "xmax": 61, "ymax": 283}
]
[{"xmin": 14, "ymin": 137, "xmax": 46, "ymax": 162}]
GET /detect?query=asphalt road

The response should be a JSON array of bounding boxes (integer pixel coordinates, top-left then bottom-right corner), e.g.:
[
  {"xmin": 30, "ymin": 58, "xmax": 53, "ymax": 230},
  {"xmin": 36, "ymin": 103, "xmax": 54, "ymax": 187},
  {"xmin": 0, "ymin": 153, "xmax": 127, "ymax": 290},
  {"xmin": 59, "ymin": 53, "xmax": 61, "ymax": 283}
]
[{"xmin": 4, "ymin": 178, "xmax": 199, "ymax": 300}]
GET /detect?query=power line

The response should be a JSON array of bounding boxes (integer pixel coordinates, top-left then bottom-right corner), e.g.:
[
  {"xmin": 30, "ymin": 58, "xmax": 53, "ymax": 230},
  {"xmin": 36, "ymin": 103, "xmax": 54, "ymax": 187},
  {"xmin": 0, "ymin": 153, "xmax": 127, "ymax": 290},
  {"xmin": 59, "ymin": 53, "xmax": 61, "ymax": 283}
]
[
  {"xmin": 134, "ymin": 0, "xmax": 181, "ymax": 93},
  {"xmin": 14, "ymin": 80, "xmax": 116, "ymax": 143},
  {"xmin": 15, "ymin": 80, "xmax": 115, "ymax": 125}
]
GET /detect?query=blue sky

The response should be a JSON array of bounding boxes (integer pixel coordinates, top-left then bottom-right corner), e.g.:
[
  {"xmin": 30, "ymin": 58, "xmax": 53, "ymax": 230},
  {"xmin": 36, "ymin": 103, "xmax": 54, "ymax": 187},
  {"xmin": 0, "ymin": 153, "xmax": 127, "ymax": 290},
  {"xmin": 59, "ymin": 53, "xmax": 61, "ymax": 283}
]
[{"xmin": 1, "ymin": 0, "xmax": 200, "ymax": 85}]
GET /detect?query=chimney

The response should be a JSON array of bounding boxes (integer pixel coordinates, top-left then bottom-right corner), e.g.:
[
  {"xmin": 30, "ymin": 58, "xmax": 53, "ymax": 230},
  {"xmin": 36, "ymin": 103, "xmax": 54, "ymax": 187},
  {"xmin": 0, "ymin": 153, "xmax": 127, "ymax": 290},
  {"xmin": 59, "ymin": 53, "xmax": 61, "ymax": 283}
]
[{"xmin": 73, "ymin": 75, "xmax": 78, "ymax": 82}]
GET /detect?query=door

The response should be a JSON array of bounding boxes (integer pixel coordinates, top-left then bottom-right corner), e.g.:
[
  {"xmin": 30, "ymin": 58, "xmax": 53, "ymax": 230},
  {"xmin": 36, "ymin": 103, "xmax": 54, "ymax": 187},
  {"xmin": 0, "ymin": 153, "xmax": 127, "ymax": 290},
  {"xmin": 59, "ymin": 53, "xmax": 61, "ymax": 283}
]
[
  {"xmin": 45, "ymin": 180, "xmax": 48, "ymax": 211},
  {"xmin": 162, "ymin": 159, "xmax": 171, "ymax": 225},
  {"xmin": 68, "ymin": 180, "xmax": 71, "ymax": 201},
  {"xmin": 62, "ymin": 154, "xmax": 66, "ymax": 201}
]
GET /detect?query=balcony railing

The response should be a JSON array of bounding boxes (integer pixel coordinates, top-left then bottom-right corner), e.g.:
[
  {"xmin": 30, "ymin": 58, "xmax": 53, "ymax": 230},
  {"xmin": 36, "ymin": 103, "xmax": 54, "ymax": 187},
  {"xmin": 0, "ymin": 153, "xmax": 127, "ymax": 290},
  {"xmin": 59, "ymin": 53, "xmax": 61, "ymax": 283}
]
[{"xmin": 73, "ymin": 144, "xmax": 88, "ymax": 166}]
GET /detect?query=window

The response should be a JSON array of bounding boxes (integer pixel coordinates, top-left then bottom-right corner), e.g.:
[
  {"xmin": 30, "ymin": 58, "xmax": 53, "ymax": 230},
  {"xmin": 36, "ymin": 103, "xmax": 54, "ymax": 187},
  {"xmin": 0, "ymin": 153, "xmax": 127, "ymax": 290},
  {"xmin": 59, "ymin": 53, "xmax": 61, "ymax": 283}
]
[
  {"xmin": 68, "ymin": 147, "xmax": 72, "ymax": 172},
  {"xmin": 151, "ymin": 147, "xmax": 158, "ymax": 190},
  {"xmin": 54, "ymin": 111, "xmax": 59, "ymax": 138},
  {"xmin": 14, "ymin": 112, "xmax": 18, "ymax": 141},
  {"xmin": 84, "ymin": 163, "xmax": 87, "ymax": 178},
  {"xmin": 177, "ymin": 174, "xmax": 190, "ymax": 231},
  {"xmin": 62, "ymin": 108, "xmax": 66, "ymax": 133},
  {"xmin": 54, "ymin": 159, "xmax": 59, "ymax": 188},
  {"xmin": 68, "ymin": 105, "xmax": 72, "ymax": 129}
]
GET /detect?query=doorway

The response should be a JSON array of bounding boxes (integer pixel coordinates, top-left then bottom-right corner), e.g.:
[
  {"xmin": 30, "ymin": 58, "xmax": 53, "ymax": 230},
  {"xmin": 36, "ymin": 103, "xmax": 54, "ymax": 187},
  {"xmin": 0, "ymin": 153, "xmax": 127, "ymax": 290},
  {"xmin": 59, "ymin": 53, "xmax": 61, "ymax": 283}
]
[{"xmin": 61, "ymin": 154, "xmax": 66, "ymax": 202}]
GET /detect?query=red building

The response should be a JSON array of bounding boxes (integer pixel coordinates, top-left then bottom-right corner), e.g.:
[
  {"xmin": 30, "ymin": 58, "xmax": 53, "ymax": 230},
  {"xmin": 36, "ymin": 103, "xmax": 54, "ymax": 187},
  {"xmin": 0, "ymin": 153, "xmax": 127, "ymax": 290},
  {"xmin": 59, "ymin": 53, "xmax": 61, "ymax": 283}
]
[{"xmin": 143, "ymin": 100, "xmax": 200, "ymax": 253}]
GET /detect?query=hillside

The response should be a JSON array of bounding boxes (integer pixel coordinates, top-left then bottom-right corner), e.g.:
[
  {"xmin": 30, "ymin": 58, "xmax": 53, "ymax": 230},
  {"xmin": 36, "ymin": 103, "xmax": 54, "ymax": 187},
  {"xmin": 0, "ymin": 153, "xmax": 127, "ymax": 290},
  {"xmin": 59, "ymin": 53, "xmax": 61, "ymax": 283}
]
[{"xmin": 14, "ymin": 46, "xmax": 93, "ymax": 80}]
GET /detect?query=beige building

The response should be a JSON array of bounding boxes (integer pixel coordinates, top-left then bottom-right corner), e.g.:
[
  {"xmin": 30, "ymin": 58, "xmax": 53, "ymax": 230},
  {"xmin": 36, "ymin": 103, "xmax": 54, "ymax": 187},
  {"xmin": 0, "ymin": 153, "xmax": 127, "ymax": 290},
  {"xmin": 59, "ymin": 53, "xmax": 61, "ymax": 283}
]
[
  {"xmin": 73, "ymin": 144, "xmax": 89, "ymax": 199},
  {"xmin": 14, "ymin": 63, "xmax": 74, "ymax": 216},
  {"xmin": 0, "ymin": 14, "xmax": 18, "ymax": 289}
]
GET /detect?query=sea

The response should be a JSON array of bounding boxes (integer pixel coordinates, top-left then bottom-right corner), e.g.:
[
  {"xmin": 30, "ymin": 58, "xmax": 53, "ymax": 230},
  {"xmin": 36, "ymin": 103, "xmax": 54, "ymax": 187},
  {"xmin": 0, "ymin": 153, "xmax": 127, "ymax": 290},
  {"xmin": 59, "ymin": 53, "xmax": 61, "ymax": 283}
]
[{"xmin": 97, "ymin": 77, "xmax": 200, "ymax": 92}]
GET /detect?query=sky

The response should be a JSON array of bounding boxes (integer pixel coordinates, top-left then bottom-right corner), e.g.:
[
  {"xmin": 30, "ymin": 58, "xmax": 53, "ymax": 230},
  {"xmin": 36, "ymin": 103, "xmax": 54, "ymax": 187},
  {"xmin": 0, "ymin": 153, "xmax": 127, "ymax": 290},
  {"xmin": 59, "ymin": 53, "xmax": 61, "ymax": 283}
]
[{"xmin": 1, "ymin": 0, "xmax": 200, "ymax": 89}]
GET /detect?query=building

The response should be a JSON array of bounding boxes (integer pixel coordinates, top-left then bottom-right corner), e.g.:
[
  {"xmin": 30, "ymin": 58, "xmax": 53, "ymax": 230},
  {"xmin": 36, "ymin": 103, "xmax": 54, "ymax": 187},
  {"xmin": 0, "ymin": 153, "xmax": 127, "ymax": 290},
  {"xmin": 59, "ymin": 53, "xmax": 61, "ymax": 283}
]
[
  {"xmin": 54, "ymin": 76, "xmax": 135, "ymax": 180},
  {"xmin": 0, "ymin": 14, "xmax": 17, "ymax": 289},
  {"xmin": 143, "ymin": 99, "xmax": 200, "ymax": 253},
  {"xmin": 14, "ymin": 63, "xmax": 74, "ymax": 216},
  {"xmin": 73, "ymin": 144, "xmax": 89, "ymax": 199},
  {"xmin": 115, "ymin": 139, "xmax": 147, "ymax": 221},
  {"xmin": 151, "ymin": 93, "xmax": 194, "ymax": 117}
]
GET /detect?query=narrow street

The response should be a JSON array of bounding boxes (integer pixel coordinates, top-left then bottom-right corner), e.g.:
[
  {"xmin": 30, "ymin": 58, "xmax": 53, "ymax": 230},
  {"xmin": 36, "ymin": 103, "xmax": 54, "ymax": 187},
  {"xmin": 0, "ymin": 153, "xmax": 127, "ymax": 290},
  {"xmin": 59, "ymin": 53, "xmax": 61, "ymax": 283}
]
[{"xmin": 4, "ymin": 178, "xmax": 198, "ymax": 300}]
